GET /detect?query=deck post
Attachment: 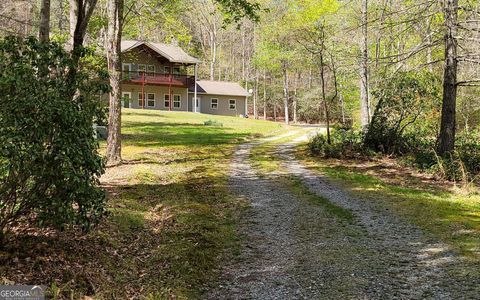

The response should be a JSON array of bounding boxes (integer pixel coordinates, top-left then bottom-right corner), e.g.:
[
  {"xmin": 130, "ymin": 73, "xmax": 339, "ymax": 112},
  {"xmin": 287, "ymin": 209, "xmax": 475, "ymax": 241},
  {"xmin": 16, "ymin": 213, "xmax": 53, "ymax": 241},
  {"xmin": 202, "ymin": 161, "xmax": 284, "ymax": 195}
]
[
  {"xmin": 194, "ymin": 63, "xmax": 198, "ymax": 113},
  {"xmin": 141, "ymin": 72, "xmax": 145, "ymax": 109},
  {"xmin": 169, "ymin": 66, "xmax": 172, "ymax": 111}
]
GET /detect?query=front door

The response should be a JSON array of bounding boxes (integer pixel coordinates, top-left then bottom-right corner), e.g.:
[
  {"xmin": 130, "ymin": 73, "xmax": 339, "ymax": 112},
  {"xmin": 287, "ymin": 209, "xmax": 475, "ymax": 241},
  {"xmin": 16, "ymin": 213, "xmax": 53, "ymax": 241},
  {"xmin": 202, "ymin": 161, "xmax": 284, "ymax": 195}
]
[
  {"xmin": 193, "ymin": 96, "xmax": 200, "ymax": 112},
  {"xmin": 122, "ymin": 92, "xmax": 131, "ymax": 108}
]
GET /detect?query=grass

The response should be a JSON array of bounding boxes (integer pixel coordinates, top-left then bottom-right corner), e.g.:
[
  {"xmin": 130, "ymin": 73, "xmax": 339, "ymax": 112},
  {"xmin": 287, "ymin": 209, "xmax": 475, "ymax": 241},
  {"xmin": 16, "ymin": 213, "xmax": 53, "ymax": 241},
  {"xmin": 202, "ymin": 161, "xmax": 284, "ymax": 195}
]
[
  {"xmin": 283, "ymin": 176, "xmax": 355, "ymax": 222},
  {"xmin": 295, "ymin": 143, "xmax": 480, "ymax": 260},
  {"xmin": 1, "ymin": 109, "xmax": 288, "ymax": 299}
]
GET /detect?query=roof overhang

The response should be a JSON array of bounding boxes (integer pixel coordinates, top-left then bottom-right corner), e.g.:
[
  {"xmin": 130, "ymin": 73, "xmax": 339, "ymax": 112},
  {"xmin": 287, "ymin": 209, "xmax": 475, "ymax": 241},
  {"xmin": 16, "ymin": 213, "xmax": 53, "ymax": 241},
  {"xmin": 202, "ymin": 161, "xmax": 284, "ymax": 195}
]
[{"xmin": 121, "ymin": 40, "xmax": 201, "ymax": 65}]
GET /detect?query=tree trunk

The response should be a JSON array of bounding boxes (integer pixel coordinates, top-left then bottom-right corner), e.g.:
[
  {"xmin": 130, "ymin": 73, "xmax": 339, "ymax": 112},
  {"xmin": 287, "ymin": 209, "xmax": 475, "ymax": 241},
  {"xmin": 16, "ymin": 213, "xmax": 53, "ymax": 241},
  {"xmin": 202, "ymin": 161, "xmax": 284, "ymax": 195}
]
[
  {"xmin": 426, "ymin": 16, "xmax": 434, "ymax": 72},
  {"xmin": 360, "ymin": 0, "xmax": 370, "ymax": 130},
  {"xmin": 69, "ymin": 0, "xmax": 78, "ymax": 49},
  {"xmin": 438, "ymin": 0, "xmax": 458, "ymax": 155},
  {"xmin": 66, "ymin": 0, "xmax": 98, "ymax": 96},
  {"xmin": 319, "ymin": 49, "xmax": 331, "ymax": 144},
  {"xmin": 282, "ymin": 64, "xmax": 290, "ymax": 125},
  {"xmin": 209, "ymin": 22, "xmax": 216, "ymax": 80},
  {"xmin": 69, "ymin": 0, "xmax": 98, "ymax": 53},
  {"xmin": 274, "ymin": 102, "xmax": 277, "ymax": 122},
  {"xmin": 293, "ymin": 72, "xmax": 298, "ymax": 124},
  {"xmin": 254, "ymin": 70, "xmax": 258, "ymax": 119},
  {"xmin": 340, "ymin": 92, "xmax": 346, "ymax": 125},
  {"xmin": 263, "ymin": 70, "xmax": 267, "ymax": 120},
  {"xmin": 58, "ymin": 0, "xmax": 65, "ymax": 32},
  {"xmin": 39, "ymin": 0, "xmax": 51, "ymax": 42},
  {"xmin": 106, "ymin": 0, "xmax": 124, "ymax": 166}
]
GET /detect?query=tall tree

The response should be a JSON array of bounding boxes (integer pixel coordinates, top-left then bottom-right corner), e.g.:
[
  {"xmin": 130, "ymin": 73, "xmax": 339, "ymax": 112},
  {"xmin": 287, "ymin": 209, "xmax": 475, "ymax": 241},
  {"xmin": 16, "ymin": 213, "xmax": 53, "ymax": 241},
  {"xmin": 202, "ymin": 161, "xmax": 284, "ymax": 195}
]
[
  {"xmin": 360, "ymin": 0, "xmax": 370, "ymax": 130},
  {"xmin": 69, "ymin": 0, "xmax": 98, "ymax": 52},
  {"xmin": 438, "ymin": 0, "xmax": 458, "ymax": 154},
  {"xmin": 105, "ymin": 0, "xmax": 124, "ymax": 166},
  {"xmin": 282, "ymin": 63, "xmax": 290, "ymax": 124},
  {"xmin": 39, "ymin": 0, "xmax": 51, "ymax": 42}
]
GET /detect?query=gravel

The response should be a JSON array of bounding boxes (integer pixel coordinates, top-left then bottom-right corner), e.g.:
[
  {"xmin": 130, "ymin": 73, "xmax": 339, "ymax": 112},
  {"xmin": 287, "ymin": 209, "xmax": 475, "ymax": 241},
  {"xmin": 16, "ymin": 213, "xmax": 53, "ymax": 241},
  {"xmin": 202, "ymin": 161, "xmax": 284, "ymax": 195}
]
[{"xmin": 206, "ymin": 130, "xmax": 480, "ymax": 299}]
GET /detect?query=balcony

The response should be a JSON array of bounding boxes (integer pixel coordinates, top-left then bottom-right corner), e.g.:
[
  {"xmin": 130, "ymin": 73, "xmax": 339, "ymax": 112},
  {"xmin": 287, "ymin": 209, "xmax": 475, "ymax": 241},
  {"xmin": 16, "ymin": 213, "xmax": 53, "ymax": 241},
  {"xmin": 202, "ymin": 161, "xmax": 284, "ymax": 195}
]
[{"xmin": 122, "ymin": 71, "xmax": 195, "ymax": 87}]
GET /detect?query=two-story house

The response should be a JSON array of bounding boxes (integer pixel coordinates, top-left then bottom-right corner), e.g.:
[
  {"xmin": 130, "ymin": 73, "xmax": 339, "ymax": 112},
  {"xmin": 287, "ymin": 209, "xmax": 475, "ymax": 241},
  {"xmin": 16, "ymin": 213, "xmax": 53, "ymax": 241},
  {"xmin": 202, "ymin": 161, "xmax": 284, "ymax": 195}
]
[{"xmin": 120, "ymin": 40, "xmax": 250, "ymax": 117}]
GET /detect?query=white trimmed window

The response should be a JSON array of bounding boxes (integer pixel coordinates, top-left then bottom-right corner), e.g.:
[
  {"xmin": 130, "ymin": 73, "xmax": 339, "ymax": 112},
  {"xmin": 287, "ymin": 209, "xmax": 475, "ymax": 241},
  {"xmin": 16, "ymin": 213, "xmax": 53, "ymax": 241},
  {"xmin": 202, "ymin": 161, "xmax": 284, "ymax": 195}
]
[
  {"xmin": 164, "ymin": 66, "xmax": 171, "ymax": 74},
  {"xmin": 211, "ymin": 98, "xmax": 218, "ymax": 109},
  {"xmin": 173, "ymin": 94, "xmax": 181, "ymax": 108},
  {"xmin": 147, "ymin": 65, "xmax": 155, "ymax": 76},
  {"xmin": 173, "ymin": 67, "xmax": 180, "ymax": 74},
  {"xmin": 164, "ymin": 94, "xmax": 170, "ymax": 108},
  {"xmin": 138, "ymin": 92, "xmax": 145, "ymax": 107},
  {"xmin": 137, "ymin": 64, "xmax": 146, "ymax": 76},
  {"xmin": 147, "ymin": 93, "xmax": 155, "ymax": 107},
  {"xmin": 229, "ymin": 99, "xmax": 236, "ymax": 110}
]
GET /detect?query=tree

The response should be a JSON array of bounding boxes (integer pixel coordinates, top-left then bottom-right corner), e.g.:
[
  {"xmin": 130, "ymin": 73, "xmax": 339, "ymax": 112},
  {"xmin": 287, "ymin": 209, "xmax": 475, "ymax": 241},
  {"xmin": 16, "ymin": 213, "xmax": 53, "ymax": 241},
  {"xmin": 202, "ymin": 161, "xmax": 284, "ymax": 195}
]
[
  {"xmin": 105, "ymin": 0, "xmax": 124, "ymax": 166},
  {"xmin": 39, "ymin": 0, "xmax": 51, "ymax": 42},
  {"xmin": 69, "ymin": 0, "xmax": 98, "ymax": 52},
  {"xmin": 359, "ymin": 0, "xmax": 370, "ymax": 130},
  {"xmin": 438, "ymin": 0, "xmax": 458, "ymax": 154}
]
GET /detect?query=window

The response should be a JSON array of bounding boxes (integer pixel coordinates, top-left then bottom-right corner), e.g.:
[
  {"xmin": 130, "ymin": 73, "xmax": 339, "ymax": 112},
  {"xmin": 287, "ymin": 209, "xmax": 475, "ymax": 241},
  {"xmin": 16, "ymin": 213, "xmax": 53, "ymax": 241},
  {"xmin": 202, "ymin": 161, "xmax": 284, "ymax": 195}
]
[
  {"xmin": 164, "ymin": 94, "xmax": 170, "ymax": 108},
  {"xmin": 164, "ymin": 66, "xmax": 171, "ymax": 74},
  {"xmin": 147, "ymin": 65, "xmax": 155, "ymax": 76},
  {"xmin": 147, "ymin": 93, "xmax": 155, "ymax": 107},
  {"xmin": 138, "ymin": 92, "xmax": 145, "ymax": 107},
  {"xmin": 122, "ymin": 63, "xmax": 131, "ymax": 80},
  {"xmin": 211, "ymin": 98, "xmax": 218, "ymax": 109},
  {"xmin": 229, "ymin": 99, "xmax": 236, "ymax": 110},
  {"xmin": 137, "ymin": 64, "xmax": 146, "ymax": 76},
  {"xmin": 173, "ymin": 67, "xmax": 181, "ymax": 79},
  {"xmin": 122, "ymin": 92, "xmax": 131, "ymax": 108},
  {"xmin": 173, "ymin": 94, "xmax": 181, "ymax": 108}
]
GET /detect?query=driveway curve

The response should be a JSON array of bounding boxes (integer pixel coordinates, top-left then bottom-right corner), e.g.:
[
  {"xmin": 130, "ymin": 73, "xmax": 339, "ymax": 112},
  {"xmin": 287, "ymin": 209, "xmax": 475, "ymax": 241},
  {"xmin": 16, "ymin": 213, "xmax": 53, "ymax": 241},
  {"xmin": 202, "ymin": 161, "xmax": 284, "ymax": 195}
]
[{"xmin": 207, "ymin": 130, "xmax": 479, "ymax": 299}]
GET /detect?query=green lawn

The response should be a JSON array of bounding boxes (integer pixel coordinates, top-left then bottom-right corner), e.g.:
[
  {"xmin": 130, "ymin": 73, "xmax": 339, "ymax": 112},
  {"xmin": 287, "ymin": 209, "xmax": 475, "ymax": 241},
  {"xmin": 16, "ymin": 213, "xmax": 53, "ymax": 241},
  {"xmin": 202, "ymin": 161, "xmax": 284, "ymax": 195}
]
[
  {"xmin": 99, "ymin": 110, "xmax": 288, "ymax": 299},
  {"xmin": 1, "ymin": 109, "xmax": 288, "ymax": 299}
]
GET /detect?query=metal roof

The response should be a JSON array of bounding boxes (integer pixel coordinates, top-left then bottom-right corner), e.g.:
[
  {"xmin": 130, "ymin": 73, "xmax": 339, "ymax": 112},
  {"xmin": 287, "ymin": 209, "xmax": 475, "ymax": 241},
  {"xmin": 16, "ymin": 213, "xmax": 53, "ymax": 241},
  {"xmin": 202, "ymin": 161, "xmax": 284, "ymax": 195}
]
[
  {"xmin": 189, "ymin": 81, "xmax": 251, "ymax": 97},
  {"xmin": 121, "ymin": 40, "xmax": 201, "ymax": 64}
]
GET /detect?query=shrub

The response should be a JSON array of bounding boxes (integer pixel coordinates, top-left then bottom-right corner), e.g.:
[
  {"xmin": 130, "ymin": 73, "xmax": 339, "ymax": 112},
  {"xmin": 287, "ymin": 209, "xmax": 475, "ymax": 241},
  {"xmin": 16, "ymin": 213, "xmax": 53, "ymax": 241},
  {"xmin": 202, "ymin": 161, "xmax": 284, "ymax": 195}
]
[
  {"xmin": 364, "ymin": 71, "xmax": 441, "ymax": 154},
  {"xmin": 406, "ymin": 131, "xmax": 480, "ymax": 182},
  {"xmin": 204, "ymin": 119, "xmax": 223, "ymax": 127},
  {"xmin": 456, "ymin": 131, "xmax": 480, "ymax": 177},
  {"xmin": 0, "ymin": 36, "xmax": 108, "ymax": 244},
  {"xmin": 309, "ymin": 133, "xmax": 329, "ymax": 156},
  {"xmin": 308, "ymin": 128, "xmax": 363, "ymax": 159}
]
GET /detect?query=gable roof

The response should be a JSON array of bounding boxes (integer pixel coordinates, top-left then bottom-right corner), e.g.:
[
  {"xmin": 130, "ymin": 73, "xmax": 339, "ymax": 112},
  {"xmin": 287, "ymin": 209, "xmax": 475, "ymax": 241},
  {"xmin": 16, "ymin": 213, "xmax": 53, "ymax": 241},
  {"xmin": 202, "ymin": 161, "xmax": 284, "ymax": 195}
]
[
  {"xmin": 121, "ymin": 40, "xmax": 201, "ymax": 64},
  {"xmin": 189, "ymin": 80, "xmax": 250, "ymax": 97}
]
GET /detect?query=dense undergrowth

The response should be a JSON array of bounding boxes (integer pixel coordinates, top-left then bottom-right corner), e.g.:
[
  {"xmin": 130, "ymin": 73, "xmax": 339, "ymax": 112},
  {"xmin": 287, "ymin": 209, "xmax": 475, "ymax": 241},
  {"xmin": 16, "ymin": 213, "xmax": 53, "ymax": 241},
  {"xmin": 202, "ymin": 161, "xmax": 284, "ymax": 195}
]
[
  {"xmin": 309, "ymin": 71, "xmax": 480, "ymax": 183},
  {"xmin": 309, "ymin": 127, "xmax": 480, "ymax": 183}
]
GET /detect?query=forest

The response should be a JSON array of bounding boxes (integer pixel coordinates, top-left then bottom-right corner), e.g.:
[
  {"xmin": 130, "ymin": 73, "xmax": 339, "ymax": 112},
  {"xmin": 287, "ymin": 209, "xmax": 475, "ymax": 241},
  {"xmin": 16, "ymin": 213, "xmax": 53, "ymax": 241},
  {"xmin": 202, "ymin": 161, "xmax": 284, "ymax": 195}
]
[{"xmin": 1, "ymin": 0, "xmax": 480, "ymax": 298}]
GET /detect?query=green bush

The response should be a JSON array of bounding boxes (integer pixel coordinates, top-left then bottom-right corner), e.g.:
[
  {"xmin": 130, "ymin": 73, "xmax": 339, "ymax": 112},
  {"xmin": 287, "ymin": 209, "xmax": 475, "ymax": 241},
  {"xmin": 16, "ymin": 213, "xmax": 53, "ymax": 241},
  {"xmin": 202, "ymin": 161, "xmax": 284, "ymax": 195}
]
[
  {"xmin": 456, "ymin": 131, "xmax": 480, "ymax": 177},
  {"xmin": 406, "ymin": 131, "xmax": 480, "ymax": 182},
  {"xmin": 365, "ymin": 71, "xmax": 441, "ymax": 154},
  {"xmin": 308, "ymin": 128, "xmax": 363, "ymax": 158},
  {"xmin": 0, "ymin": 36, "xmax": 108, "ymax": 244},
  {"xmin": 204, "ymin": 119, "xmax": 223, "ymax": 127}
]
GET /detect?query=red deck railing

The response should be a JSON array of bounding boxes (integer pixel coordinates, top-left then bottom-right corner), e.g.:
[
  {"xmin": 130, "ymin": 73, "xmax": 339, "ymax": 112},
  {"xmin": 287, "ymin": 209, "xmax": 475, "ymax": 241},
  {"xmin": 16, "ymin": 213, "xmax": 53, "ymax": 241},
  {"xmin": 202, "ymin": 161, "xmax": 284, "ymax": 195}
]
[{"xmin": 122, "ymin": 71, "xmax": 195, "ymax": 87}]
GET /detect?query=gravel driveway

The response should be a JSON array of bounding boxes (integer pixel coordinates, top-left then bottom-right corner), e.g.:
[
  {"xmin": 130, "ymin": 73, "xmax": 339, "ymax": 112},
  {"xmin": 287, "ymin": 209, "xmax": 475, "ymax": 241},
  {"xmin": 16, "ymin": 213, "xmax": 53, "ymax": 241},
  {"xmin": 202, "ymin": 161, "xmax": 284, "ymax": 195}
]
[{"xmin": 206, "ymin": 130, "xmax": 480, "ymax": 299}]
